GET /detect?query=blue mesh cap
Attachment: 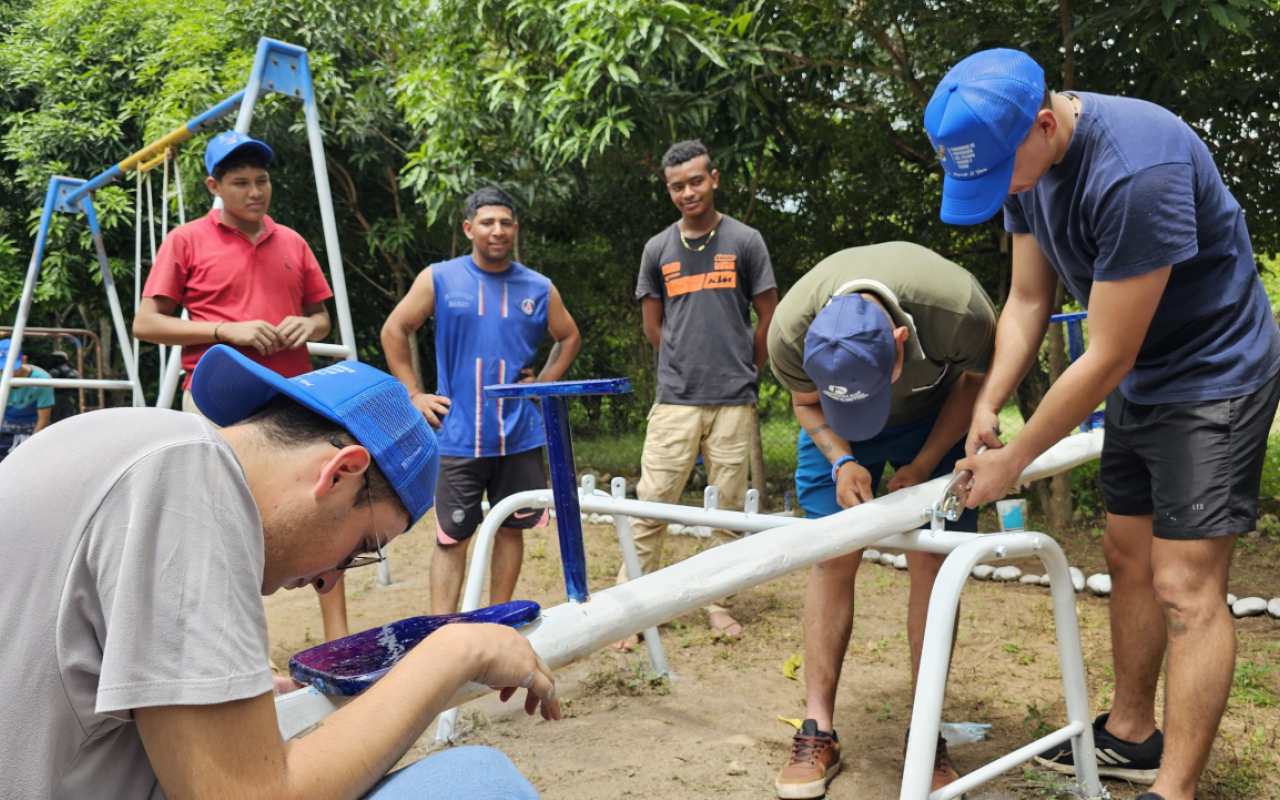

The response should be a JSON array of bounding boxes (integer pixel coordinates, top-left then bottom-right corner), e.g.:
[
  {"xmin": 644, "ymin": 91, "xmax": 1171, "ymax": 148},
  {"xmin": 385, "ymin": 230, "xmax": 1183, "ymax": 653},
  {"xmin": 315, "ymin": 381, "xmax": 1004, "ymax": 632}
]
[
  {"xmin": 0, "ymin": 338, "xmax": 21, "ymax": 365},
  {"xmin": 191, "ymin": 345, "xmax": 439, "ymax": 527},
  {"xmin": 924, "ymin": 49, "xmax": 1045, "ymax": 225},
  {"xmin": 205, "ymin": 131, "xmax": 275, "ymax": 176}
]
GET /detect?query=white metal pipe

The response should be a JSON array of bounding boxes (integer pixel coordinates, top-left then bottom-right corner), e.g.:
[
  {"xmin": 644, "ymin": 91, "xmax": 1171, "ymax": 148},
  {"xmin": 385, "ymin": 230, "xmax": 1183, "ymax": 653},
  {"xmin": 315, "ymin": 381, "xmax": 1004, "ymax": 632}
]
[
  {"xmin": 300, "ymin": 58, "xmax": 357, "ymax": 363},
  {"xmin": 156, "ymin": 309, "xmax": 187, "ymax": 409},
  {"xmin": 305, "ymin": 342, "xmax": 354, "ymax": 358},
  {"xmin": 610, "ymin": 478, "xmax": 669, "ymax": 677},
  {"xmin": 134, "ymin": 170, "xmax": 143, "ymax": 369},
  {"xmin": 8, "ymin": 377, "xmax": 136, "ymax": 390},
  {"xmin": 935, "ymin": 721, "xmax": 1085, "ymax": 800}
]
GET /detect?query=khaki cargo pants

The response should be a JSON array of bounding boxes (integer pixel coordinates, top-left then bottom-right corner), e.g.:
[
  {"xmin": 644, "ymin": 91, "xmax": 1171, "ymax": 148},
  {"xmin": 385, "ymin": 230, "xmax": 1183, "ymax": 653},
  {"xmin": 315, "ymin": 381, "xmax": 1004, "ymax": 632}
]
[{"xmin": 615, "ymin": 402, "xmax": 753, "ymax": 613}]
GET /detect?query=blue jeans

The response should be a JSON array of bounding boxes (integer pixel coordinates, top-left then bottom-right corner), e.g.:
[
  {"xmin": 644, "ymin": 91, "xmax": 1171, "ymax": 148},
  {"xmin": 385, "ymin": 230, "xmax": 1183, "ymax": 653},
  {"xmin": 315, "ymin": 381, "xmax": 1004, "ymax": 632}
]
[
  {"xmin": 363, "ymin": 746, "xmax": 539, "ymax": 799},
  {"xmin": 794, "ymin": 411, "xmax": 979, "ymax": 532}
]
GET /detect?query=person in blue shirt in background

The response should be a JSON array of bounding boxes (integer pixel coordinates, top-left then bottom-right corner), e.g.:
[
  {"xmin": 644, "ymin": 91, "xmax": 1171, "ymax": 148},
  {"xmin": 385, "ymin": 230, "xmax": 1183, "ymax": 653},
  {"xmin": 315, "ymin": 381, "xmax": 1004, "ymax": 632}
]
[
  {"xmin": 382, "ymin": 187, "xmax": 581, "ymax": 616},
  {"xmin": 926, "ymin": 50, "xmax": 1280, "ymax": 800},
  {"xmin": 0, "ymin": 339, "xmax": 55, "ymax": 461}
]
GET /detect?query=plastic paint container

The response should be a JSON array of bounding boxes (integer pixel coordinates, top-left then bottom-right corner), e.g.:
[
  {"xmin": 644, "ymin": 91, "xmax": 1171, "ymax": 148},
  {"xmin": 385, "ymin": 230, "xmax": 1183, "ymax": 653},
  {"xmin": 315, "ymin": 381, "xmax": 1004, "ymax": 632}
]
[{"xmin": 997, "ymin": 498, "xmax": 1027, "ymax": 532}]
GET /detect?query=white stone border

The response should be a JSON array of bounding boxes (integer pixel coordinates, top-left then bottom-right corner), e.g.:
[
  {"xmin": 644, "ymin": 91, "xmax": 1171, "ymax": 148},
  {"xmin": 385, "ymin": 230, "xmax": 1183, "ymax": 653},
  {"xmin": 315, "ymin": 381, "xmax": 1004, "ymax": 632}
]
[{"xmin": 860, "ymin": 548, "xmax": 1280, "ymax": 621}]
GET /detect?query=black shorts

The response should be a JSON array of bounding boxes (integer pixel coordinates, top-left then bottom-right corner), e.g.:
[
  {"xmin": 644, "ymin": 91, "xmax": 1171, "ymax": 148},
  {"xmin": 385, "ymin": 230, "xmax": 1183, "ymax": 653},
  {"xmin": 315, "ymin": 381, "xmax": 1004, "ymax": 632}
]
[
  {"xmin": 435, "ymin": 448, "xmax": 548, "ymax": 544},
  {"xmin": 1101, "ymin": 368, "xmax": 1280, "ymax": 539}
]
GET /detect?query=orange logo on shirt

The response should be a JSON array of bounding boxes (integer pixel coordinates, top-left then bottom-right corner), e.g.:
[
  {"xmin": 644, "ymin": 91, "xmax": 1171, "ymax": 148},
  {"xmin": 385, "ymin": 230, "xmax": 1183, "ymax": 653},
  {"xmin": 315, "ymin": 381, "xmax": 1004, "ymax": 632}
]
[
  {"xmin": 713, "ymin": 254, "xmax": 737, "ymax": 271},
  {"xmin": 664, "ymin": 270, "xmax": 738, "ymax": 297},
  {"xmin": 661, "ymin": 261, "xmax": 682, "ymax": 276}
]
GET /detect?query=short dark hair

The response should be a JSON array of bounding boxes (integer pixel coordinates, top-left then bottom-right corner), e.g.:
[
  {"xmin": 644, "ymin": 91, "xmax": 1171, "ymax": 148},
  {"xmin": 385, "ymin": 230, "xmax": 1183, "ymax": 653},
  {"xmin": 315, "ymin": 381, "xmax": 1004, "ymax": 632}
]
[
  {"xmin": 1041, "ymin": 87, "xmax": 1053, "ymax": 111},
  {"xmin": 465, "ymin": 187, "xmax": 516, "ymax": 220},
  {"xmin": 662, "ymin": 140, "xmax": 712, "ymax": 171},
  {"xmin": 239, "ymin": 395, "xmax": 406, "ymax": 514},
  {"xmin": 212, "ymin": 149, "xmax": 271, "ymax": 182}
]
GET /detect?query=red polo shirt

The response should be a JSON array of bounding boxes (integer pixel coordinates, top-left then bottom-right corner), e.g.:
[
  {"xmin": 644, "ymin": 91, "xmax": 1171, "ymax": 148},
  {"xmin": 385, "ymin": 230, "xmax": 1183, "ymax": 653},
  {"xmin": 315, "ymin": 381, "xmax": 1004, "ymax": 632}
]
[{"xmin": 144, "ymin": 210, "xmax": 334, "ymax": 388}]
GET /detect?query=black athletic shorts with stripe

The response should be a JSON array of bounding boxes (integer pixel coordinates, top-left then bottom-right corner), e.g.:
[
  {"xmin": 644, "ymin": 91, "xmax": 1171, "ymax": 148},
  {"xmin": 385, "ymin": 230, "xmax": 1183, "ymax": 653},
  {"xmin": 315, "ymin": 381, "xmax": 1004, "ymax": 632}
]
[
  {"xmin": 1101, "ymin": 367, "xmax": 1280, "ymax": 539},
  {"xmin": 434, "ymin": 447, "xmax": 548, "ymax": 545}
]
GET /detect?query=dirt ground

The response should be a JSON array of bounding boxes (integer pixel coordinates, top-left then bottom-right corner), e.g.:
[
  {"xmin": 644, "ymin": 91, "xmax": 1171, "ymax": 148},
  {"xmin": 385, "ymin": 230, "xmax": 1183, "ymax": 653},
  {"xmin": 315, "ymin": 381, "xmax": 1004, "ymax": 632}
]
[{"xmin": 264, "ymin": 508, "xmax": 1280, "ymax": 800}]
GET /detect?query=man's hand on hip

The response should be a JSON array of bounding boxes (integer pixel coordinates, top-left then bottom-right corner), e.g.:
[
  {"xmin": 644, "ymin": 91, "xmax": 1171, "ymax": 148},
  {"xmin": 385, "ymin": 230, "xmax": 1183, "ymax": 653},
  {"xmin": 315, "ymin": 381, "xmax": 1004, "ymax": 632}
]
[
  {"xmin": 836, "ymin": 461, "xmax": 875, "ymax": 509},
  {"xmin": 276, "ymin": 315, "xmax": 321, "ymax": 349},
  {"xmin": 219, "ymin": 320, "xmax": 286, "ymax": 356},
  {"xmin": 412, "ymin": 392, "xmax": 451, "ymax": 427}
]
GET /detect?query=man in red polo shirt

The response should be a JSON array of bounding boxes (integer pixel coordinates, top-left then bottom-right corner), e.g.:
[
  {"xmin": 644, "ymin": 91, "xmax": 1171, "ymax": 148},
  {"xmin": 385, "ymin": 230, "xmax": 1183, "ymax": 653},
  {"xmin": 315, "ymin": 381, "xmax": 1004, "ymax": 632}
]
[{"xmin": 134, "ymin": 131, "xmax": 340, "ymax": 635}]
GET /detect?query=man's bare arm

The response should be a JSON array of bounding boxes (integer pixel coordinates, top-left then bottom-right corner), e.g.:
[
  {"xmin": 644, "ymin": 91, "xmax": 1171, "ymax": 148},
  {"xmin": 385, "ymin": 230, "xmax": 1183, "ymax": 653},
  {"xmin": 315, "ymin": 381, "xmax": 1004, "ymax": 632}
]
[
  {"xmin": 137, "ymin": 624, "xmax": 559, "ymax": 800},
  {"xmin": 534, "ymin": 285, "xmax": 581, "ymax": 383},
  {"xmin": 640, "ymin": 297, "xmax": 663, "ymax": 351},
  {"xmin": 133, "ymin": 295, "xmax": 287, "ymax": 357},
  {"xmin": 960, "ymin": 266, "xmax": 1171, "ymax": 506},
  {"xmin": 277, "ymin": 302, "xmax": 332, "ymax": 350},
  {"xmin": 381, "ymin": 267, "xmax": 436, "ymax": 396},
  {"xmin": 751, "ymin": 289, "xmax": 779, "ymax": 371},
  {"xmin": 887, "ymin": 371, "xmax": 986, "ymax": 492},
  {"xmin": 33, "ymin": 405, "xmax": 52, "ymax": 435},
  {"xmin": 967, "ymin": 233, "xmax": 1060, "ymax": 454},
  {"xmin": 792, "ymin": 390, "xmax": 875, "ymax": 507}
]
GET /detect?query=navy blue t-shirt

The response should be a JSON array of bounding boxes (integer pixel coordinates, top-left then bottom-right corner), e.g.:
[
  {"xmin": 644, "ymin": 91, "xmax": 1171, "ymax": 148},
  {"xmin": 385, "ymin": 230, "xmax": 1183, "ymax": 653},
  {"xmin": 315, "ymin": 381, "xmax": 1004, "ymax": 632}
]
[{"xmin": 1004, "ymin": 92, "xmax": 1280, "ymax": 404}]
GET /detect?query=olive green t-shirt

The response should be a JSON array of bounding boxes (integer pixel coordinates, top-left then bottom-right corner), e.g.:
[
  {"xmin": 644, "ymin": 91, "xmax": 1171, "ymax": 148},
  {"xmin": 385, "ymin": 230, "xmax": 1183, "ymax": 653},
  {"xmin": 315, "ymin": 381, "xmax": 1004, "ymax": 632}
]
[{"xmin": 768, "ymin": 242, "xmax": 997, "ymax": 429}]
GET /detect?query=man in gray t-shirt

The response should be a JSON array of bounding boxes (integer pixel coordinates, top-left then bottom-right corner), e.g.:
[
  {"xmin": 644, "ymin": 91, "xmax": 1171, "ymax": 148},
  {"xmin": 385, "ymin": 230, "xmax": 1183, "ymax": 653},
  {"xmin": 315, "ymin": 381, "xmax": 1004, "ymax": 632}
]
[
  {"xmin": 613, "ymin": 140, "xmax": 778, "ymax": 650},
  {"xmin": 0, "ymin": 345, "xmax": 559, "ymax": 799}
]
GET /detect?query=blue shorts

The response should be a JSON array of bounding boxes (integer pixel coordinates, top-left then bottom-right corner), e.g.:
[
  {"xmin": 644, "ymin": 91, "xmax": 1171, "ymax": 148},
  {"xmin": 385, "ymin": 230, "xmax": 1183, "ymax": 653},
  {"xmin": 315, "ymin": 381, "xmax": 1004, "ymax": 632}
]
[{"xmin": 794, "ymin": 411, "xmax": 979, "ymax": 532}]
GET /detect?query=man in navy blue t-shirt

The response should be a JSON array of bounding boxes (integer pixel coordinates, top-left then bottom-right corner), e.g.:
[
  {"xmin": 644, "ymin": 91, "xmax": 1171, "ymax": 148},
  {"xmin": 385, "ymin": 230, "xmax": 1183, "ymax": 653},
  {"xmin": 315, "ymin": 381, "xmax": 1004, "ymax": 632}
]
[{"xmin": 925, "ymin": 49, "xmax": 1280, "ymax": 800}]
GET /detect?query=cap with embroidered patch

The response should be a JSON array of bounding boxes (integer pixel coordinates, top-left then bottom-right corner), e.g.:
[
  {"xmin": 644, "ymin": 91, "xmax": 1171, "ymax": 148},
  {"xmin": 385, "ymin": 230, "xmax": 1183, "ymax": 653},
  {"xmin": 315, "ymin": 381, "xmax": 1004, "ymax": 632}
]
[
  {"xmin": 803, "ymin": 294, "xmax": 896, "ymax": 443},
  {"xmin": 205, "ymin": 131, "xmax": 275, "ymax": 176},
  {"xmin": 191, "ymin": 345, "xmax": 439, "ymax": 526},
  {"xmin": 924, "ymin": 48, "xmax": 1045, "ymax": 225}
]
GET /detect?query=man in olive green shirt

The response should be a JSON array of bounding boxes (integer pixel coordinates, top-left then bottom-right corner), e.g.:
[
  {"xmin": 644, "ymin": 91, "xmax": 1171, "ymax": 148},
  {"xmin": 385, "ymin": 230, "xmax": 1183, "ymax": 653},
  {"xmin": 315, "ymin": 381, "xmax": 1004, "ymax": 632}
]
[{"xmin": 767, "ymin": 242, "xmax": 995, "ymax": 799}]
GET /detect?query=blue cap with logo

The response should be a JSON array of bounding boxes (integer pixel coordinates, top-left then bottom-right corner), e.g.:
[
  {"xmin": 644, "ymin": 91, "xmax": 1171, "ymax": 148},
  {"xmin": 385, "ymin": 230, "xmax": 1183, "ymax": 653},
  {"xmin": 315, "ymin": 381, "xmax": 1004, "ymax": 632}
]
[
  {"xmin": 204, "ymin": 131, "xmax": 275, "ymax": 176},
  {"xmin": 924, "ymin": 48, "xmax": 1045, "ymax": 225},
  {"xmin": 0, "ymin": 338, "xmax": 21, "ymax": 366},
  {"xmin": 191, "ymin": 345, "xmax": 440, "ymax": 526},
  {"xmin": 803, "ymin": 295, "xmax": 897, "ymax": 443}
]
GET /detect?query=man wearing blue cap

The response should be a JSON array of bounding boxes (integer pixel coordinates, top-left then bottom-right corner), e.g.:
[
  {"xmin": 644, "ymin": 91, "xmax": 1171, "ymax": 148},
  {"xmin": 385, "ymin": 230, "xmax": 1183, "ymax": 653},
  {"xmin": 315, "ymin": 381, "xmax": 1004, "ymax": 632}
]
[
  {"xmin": 926, "ymin": 49, "xmax": 1280, "ymax": 800},
  {"xmin": 0, "ymin": 338, "xmax": 55, "ymax": 461},
  {"xmin": 134, "ymin": 131, "xmax": 348, "ymax": 639},
  {"xmin": 0, "ymin": 344, "xmax": 559, "ymax": 800},
  {"xmin": 766, "ymin": 242, "xmax": 996, "ymax": 798}
]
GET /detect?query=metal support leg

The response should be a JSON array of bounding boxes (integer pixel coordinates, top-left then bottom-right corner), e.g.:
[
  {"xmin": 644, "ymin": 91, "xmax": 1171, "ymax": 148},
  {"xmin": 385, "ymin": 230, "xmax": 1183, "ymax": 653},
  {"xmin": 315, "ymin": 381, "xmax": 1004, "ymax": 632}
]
[
  {"xmin": 900, "ymin": 532, "xmax": 1101, "ymax": 800},
  {"xmin": 82, "ymin": 198, "xmax": 145, "ymax": 406},
  {"xmin": 611, "ymin": 477, "xmax": 670, "ymax": 678},
  {"xmin": 0, "ymin": 181, "xmax": 59, "ymax": 413},
  {"xmin": 540, "ymin": 394, "xmax": 589, "ymax": 602}
]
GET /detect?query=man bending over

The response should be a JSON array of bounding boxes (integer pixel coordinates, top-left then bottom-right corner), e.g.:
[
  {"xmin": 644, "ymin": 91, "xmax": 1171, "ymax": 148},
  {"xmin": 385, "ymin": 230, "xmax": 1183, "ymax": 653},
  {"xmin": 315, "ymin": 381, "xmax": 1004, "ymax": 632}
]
[{"xmin": 0, "ymin": 345, "xmax": 558, "ymax": 799}]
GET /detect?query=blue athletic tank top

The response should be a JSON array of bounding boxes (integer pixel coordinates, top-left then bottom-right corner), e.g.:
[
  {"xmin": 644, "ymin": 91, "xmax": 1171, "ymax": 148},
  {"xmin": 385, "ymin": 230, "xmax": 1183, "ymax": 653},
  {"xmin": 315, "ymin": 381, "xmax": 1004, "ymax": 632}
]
[{"xmin": 432, "ymin": 256, "xmax": 551, "ymax": 457}]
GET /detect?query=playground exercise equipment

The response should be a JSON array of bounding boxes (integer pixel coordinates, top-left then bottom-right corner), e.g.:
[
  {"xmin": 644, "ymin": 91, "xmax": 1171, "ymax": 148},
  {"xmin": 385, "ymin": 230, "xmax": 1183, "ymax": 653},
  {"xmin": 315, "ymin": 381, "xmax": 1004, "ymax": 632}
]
[
  {"xmin": 277, "ymin": 373, "xmax": 1106, "ymax": 799},
  {"xmin": 2, "ymin": 38, "xmax": 359, "ymax": 421},
  {"xmin": 0, "ymin": 326, "xmax": 107, "ymax": 413}
]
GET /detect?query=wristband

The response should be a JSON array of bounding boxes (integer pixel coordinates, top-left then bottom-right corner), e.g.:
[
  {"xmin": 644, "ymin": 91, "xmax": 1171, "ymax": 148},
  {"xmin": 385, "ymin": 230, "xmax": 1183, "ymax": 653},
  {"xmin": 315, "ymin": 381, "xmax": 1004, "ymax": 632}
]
[
  {"xmin": 213, "ymin": 322, "xmax": 225, "ymax": 343},
  {"xmin": 831, "ymin": 455, "xmax": 857, "ymax": 484}
]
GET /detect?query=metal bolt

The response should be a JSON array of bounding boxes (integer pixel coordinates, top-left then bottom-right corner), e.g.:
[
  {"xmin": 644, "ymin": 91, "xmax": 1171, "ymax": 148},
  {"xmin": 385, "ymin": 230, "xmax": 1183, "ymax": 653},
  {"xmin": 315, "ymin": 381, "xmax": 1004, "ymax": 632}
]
[
  {"xmin": 272, "ymin": 57, "xmax": 279, "ymax": 65},
  {"xmin": 268, "ymin": 81, "xmax": 274, "ymax": 88},
  {"xmin": 995, "ymin": 545, "xmax": 1007, "ymax": 558},
  {"xmin": 290, "ymin": 61, "xmax": 296, "ymax": 70},
  {"xmin": 295, "ymin": 89, "xmax": 302, "ymax": 97}
]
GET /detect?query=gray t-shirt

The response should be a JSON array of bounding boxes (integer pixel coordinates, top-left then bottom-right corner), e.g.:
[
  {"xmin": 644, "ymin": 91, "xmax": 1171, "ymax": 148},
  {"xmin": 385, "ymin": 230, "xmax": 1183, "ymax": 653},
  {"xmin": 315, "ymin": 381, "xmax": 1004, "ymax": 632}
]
[
  {"xmin": 636, "ymin": 215, "xmax": 777, "ymax": 405},
  {"xmin": 768, "ymin": 242, "xmax": 997, "ymax": 428},
  {"xmin": 0, "ymin": 409, "xmax": 272, "ymax": 799}
]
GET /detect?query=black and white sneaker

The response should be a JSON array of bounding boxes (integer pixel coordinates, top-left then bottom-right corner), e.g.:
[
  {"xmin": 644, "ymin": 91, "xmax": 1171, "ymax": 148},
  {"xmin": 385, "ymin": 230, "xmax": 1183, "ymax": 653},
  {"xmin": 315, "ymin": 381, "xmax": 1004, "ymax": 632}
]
[{"xmin": 1034, "ymin": 713, "xmax": 1162, "ymax": 784}]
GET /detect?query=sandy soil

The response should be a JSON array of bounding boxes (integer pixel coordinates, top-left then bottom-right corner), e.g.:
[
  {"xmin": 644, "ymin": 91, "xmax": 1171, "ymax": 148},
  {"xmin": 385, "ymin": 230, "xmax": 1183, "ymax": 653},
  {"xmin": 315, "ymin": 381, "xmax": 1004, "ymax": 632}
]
[{"xmin": 265, "ymin": 510, "xmax": 1280, "ymax": 800}]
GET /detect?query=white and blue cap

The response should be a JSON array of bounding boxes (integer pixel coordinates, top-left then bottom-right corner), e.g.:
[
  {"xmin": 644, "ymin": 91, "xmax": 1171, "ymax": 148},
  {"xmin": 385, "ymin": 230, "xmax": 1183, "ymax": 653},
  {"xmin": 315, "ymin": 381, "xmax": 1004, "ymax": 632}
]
[
  {"xmin": 924, "ymin": 48, "xmax": 1045, "ymax": 225},
  {"xmin": 204, "ymin": 131, "xmax": 275, "ymax": 176},
  {"xmin": 191, "ymin": 345, "xmax": 440, "ymax": 526},
  {"xmin": 0, "ymin": 338, "xmax": 21, "ymax": 365},
  {"xmin": 803, "ymin": 295, "xmax": 896, "ymax": 442}
]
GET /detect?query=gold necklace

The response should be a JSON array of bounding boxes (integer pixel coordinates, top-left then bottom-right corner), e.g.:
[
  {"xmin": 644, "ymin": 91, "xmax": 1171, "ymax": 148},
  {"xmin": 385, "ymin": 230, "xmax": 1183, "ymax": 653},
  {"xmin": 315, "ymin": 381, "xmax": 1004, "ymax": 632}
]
[{"xmin": 679, "ymin": 216, "xmax": 721, "ymax": 252}]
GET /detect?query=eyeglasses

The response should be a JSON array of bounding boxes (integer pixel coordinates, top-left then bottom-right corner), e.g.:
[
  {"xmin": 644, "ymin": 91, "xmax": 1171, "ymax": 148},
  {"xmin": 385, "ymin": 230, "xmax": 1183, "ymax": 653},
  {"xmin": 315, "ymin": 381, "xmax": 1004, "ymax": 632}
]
[{"xmin": 330, "ymin": 436, "xmax": 386, "ymax": 571}]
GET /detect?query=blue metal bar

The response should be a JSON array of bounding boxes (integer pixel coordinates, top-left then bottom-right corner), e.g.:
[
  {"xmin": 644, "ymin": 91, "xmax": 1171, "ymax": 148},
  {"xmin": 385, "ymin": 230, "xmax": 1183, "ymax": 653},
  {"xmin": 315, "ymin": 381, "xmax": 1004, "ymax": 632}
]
[
  {"xmin": 484, "ymin": 377, "xmax": 632, "ymax": 399},
  {"xmin": 1065, "ymin": 319, "xmax": 1085, "ymax": 364},
  {"xmin": 541, "ymin": 395, "xmax": 590, "ymax": 602},
  {"xmin": 1049, "ymin": 313, "xmax": 1092, "ymax": 432},
  {"xmin": 483, "ymin": 377, "xmax": 633, "ymax": 603},
  {"xmin": 1048, "ymin": 312, "xmax": 1087, "ymax": 324}
]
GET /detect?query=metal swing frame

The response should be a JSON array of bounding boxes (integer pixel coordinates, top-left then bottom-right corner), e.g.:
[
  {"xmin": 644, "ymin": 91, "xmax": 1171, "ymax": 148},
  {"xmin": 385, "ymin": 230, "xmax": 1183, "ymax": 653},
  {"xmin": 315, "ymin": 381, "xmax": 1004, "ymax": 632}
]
[{"xmin": 1, "ymin": 37, "xmax": 358, "ymax": 417}]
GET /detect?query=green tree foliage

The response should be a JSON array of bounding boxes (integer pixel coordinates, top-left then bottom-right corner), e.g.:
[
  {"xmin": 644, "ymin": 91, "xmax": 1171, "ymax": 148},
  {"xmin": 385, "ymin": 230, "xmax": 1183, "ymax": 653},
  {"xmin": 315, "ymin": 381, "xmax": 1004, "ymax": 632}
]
[{"xmin": 0, "ymin": 0, "xmax": 1275, "ymax": 455}]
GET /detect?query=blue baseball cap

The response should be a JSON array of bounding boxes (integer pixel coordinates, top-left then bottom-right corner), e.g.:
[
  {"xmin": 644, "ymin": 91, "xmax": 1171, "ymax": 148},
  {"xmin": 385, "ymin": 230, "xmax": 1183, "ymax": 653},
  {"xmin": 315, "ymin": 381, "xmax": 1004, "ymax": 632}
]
[
  {"xmin": 191, "ymin": 345, "xmax": 440, "ymax": 527},
  {"xmin": 0, "ymin": 338, "xmax": 21, "ymax": 366},
  {"xmin": 204, "ymin": 131, "xmax": 275, "ymax": 176},
  {"xmin": 924, "ymin": 48, "xmax": 1045, "ymax": 225},
  {"xmin": 803, "ymin": 295, "xmax": 897, "ymax": 442}
]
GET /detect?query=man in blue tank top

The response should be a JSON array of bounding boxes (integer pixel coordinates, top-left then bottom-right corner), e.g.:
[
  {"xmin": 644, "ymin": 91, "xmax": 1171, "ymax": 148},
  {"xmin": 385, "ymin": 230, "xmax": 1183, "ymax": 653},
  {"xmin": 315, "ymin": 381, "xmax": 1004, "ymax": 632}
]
[
  {"xmin": 382, "ymin": 187, "xmax": 581, "ymax": 615},
  {"xmin": 926, "ymin": 50, "xmax": 1280, "ymax": 800}
]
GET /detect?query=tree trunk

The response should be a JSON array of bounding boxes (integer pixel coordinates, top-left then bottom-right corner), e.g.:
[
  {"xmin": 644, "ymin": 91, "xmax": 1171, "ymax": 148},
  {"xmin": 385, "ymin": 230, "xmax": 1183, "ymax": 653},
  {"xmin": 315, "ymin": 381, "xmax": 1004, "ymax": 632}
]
[
  {"xmin": 1043, "ymin": 281, "xmax": 1073, "ymax": 529},
  {"xmin": 748, "ymin": 403, "xmax": 768, "ymax": 511}
]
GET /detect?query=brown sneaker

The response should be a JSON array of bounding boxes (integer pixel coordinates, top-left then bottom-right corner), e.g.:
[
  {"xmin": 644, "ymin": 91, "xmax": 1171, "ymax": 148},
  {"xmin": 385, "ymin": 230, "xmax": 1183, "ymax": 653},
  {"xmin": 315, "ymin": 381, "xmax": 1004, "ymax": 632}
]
[
  {"xmin": 904, "ymin": 731, "xmax": 964, "ymax": 797},
  {"xmin": 776, "ymin": 719, "xmax": 841, "ymax": 799}
]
